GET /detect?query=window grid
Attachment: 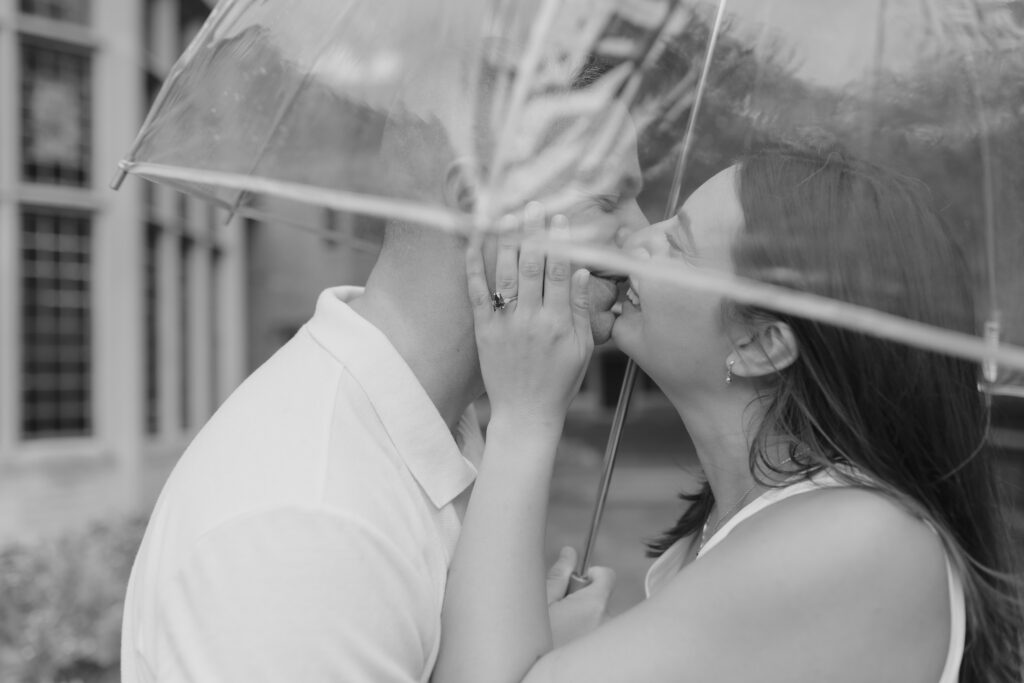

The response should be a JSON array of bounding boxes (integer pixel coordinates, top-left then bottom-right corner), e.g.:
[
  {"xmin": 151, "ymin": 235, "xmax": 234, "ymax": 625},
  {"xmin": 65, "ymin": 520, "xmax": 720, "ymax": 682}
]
[
  {"xmin": 179, "ymin": 236, "xmax": 193, "ymax": 430},
  {"xmin": 20, "ymin": 39, "xmax": 92, "ymax": 186},
  {"xmin": 19, "ymin": 0, "xmax": 90, "ymax": 24},
  {"xmin": 144, "ymin": 223, "xmax": 161, "ymax": 435},
  {"xmin": 209, "ymin": 247, "xmax": 222, "ymax": 411},
  {"xmin": 21, "ymin": 208, "xmax": 93, "ymax": 438}
]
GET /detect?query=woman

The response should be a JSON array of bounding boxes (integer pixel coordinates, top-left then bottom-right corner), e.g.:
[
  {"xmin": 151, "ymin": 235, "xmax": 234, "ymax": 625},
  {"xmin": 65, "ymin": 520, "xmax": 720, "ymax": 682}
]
[{"xmin": 435, "ymin": 145, "xmax": 1022, "ymax": 683}]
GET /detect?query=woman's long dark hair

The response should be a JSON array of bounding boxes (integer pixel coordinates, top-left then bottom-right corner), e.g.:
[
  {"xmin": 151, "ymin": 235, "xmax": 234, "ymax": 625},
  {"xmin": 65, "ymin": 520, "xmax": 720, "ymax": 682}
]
[{"xmin": 647, "ymin": 144, "xmax": 1022, "ymax": 682}]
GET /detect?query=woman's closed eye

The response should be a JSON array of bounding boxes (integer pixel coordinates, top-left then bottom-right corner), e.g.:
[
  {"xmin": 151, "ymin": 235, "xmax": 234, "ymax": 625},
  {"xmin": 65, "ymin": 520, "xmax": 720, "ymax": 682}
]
[
  {"xmin": 665, "ymin": 224, "xmax": 695, "ymax": 258},
  {"xmin": 665, "ymin": 210, "xmax": 697, "ymax": 258},
  {"xmin": 591, "ymin": 194, "xmax": 622, "ymax": 214}
]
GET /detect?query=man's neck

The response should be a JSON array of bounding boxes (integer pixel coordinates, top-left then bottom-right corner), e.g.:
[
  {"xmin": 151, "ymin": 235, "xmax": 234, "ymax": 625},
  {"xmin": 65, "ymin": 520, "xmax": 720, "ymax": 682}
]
[{"xmin": 348, "ymin": 251, "xmax": 482, "ymax": 432}]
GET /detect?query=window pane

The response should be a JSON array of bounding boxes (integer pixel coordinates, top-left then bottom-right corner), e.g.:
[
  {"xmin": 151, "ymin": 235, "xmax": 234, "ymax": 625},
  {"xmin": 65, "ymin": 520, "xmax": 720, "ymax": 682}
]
[
  {"xmin": 144, "ymin": 223, "xmax": 161, "ymax": 435},
  {"xmin": 19, "ymin": 0, "xmax": 90, "ymax": 24},
  {"xmin": 21, "ymin": 40, "xmax": 92, "ymax": 186},
  {"xmin": 180, "ymin": 236, "xmax": 193, "ymax": 429},
  {"xmin": 21, "ymin": 208, "xmax": 93, "ymax": 438}
]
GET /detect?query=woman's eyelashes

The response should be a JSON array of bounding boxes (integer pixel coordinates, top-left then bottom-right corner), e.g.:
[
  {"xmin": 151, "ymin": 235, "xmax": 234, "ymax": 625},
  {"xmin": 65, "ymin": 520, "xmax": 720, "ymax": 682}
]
[
  {"xmin": 665, "ymin": 223, "xmax": 694, "ymax": 258},
  {"xmin": 591, "ymin": 194, "xmax": 621, "ymax": 214},
  {"xmin": 664, "ymin": 210, "xmax": 696, "ymax": 258}
]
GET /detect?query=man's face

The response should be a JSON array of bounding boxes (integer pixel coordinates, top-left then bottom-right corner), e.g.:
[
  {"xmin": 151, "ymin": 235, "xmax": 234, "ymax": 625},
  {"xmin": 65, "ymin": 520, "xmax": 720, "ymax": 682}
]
[
  {"xmin": 478, "ymin": 105, "xmax": 648, "ymax": 344},
  {"xmin": 562, "ymin": 144, "xmax": 646, "ymax": 345}
]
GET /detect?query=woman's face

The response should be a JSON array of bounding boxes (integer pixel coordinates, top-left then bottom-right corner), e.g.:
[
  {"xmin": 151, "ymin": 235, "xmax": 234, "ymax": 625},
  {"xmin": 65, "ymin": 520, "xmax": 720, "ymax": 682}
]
[{"xmin": 611, "ymin": 165, "xmax": 745, "ymax": 393}]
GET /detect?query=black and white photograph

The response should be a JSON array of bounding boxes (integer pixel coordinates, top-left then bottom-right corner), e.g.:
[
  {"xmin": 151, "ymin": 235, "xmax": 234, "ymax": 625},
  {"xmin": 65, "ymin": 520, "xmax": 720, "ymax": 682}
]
[{"xmin": 1, "ymin": 0, "xmax": 1023, "ymax": 681}]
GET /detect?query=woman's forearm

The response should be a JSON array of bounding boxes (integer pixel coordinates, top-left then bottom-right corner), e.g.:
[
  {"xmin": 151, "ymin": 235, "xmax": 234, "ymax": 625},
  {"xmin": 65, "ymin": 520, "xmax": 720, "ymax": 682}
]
[{"xmin": 435, "ymin": 415, "xmax": 562, "ymax": 683}]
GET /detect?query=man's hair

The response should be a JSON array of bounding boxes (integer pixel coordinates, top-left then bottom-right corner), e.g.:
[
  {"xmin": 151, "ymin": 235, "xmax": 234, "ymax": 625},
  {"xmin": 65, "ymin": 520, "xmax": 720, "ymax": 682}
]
[{"xmin": 379, "ymin": 51, "xmax": 618, "ymax": 246}]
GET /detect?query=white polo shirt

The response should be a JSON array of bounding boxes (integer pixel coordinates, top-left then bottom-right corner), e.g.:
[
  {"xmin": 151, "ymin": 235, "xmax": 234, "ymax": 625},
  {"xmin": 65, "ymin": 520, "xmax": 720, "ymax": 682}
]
[{"xmin": 121, "ymin": 286, "xmax": 483, "ymax": 683}]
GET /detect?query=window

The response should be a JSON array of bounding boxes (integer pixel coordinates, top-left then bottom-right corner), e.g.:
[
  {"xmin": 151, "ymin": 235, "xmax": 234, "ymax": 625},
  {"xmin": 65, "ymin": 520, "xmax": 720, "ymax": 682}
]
[
  {"xmin": 20, "ymin": 39, "xmax": 92, "ymax": 186},
  {"xmin": 179, "ymin": 236, "xmax": 193, "ymax": 429},
  {"xmin": 144, "ymin": 223, "xmax": 161, "ymax": 435},
  {"xmin": 21, "ymin": 208, "xmax": 93, "ymax": 438},
  {"xmin": 19, "ymin": 0, "xmax": 90, "ymax": 24}
]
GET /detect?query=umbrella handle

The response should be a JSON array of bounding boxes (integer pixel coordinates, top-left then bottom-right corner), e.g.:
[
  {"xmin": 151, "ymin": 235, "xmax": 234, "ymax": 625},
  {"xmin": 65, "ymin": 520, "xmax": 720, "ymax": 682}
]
[{"xmin": 566, "ymin": 571, "xmax": 592, "ymax": 595}]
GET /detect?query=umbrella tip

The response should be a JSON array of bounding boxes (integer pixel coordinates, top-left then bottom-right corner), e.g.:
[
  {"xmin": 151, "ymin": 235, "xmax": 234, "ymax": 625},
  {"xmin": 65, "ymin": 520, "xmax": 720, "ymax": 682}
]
[
  {"xmin": 982, "ymin": 315, "xmax": 1001, "ymax": 384},
  {"xmin": 109, "ymin": 160, "xmax": 130, "ymax": 191}
]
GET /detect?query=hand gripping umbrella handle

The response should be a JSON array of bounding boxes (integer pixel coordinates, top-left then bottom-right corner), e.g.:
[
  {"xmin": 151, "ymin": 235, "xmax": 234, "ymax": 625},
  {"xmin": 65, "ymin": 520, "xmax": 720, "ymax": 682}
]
[
  {"xmin": 565, "ymin": 359, "xmax": 640, "ymax": 595},
  {"xmin": 566, "ymin": 571, "xmax": 593, "ymax": 593}
]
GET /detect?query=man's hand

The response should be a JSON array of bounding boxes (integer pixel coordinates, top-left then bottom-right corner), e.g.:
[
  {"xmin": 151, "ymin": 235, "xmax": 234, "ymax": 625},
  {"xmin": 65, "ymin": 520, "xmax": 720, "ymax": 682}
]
[{"xmin": 545, "ymin": 546, "xmax": 616, "ymax": 647}]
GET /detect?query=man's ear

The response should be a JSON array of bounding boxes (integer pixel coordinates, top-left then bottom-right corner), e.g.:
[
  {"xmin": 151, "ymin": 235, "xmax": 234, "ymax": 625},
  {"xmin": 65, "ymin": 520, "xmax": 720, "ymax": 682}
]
[
  {"xmin": 729, "ymin": 321, "xmax": 799, "ymax": 379},
  {"xmin": 443, "ymin": 159, "xmax": 477, "ymax": 212}
]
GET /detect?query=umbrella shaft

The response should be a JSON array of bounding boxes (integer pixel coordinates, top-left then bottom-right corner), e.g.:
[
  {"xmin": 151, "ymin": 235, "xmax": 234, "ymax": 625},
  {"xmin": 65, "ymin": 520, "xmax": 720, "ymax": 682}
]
[{"xmin": 573, "ymin": 359, "xmax": 640, "ymax": 582}]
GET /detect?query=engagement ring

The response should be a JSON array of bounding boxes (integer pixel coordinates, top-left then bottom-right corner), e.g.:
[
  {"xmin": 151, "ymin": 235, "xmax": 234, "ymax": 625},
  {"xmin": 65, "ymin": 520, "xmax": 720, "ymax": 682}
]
[{"xmin": 490, "ymin": 292, "xmax": 517, "ymax": 311}]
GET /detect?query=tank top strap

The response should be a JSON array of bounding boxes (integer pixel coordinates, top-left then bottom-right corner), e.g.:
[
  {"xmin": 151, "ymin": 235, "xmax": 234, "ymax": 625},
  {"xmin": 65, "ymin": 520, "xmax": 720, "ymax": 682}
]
[{"xmin": 698, "ymin": 471, "xmax": 845, "ymax": 558}]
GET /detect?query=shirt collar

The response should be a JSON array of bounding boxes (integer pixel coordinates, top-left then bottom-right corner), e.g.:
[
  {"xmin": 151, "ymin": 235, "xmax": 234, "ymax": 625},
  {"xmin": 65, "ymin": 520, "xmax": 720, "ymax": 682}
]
[{"xmin": 307, "ymin": 286, "xmax": 478, "ymax": 509}]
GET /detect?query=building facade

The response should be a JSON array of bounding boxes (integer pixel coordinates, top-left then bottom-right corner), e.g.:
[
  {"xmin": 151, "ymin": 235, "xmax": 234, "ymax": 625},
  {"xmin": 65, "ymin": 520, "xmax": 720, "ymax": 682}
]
[
  {"xmin": 0, "ymin": 0, "xmax": 683, "ymax": 547},
  {"xmin": 0, "ymin": 0, "xmax": 251, "ymax": 543}
]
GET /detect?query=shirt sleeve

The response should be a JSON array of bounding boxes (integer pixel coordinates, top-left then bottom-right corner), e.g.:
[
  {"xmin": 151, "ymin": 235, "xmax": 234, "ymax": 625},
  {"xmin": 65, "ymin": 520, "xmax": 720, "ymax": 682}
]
[{"xmin": 154, "ymin": 506, "xmax": 435, "ymax": 683}]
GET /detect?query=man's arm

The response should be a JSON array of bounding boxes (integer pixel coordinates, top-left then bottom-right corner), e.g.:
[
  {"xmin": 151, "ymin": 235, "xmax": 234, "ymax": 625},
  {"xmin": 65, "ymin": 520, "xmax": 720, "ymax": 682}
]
[{"xmin": 153, "ymin": 506, "xmax": 433, "ymax": 682}]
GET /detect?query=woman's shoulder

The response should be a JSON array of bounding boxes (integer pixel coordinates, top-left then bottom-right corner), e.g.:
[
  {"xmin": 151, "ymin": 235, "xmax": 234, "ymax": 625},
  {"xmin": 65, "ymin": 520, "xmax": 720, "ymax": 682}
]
[
  {"xmin": 722, "ymin": 482, "xmax": 949, "ymax": 586},
  {"xmin": 657, "ymin": 484, "xmax": 953, "ymax": 680},
  {"xmin": 536, "ymin": 483, "xmax": 956, "ymax": 682}
]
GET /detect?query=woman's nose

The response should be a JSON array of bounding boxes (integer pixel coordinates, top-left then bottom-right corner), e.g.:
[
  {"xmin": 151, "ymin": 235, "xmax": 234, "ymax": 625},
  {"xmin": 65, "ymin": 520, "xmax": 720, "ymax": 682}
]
[
  {"xmin": 613, "ymin": 200, "xmax": 649, "ymax": 248},
  {"xmin": 621, "ymin": 217, "xmax": 671, "ymax": 256}
]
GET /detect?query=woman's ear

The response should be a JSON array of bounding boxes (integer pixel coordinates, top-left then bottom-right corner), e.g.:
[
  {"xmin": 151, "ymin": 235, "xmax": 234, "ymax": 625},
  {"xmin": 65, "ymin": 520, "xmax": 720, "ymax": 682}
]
[{"xmin": 729, "ymin": 321, "xmax": 799, "ymax": 379}]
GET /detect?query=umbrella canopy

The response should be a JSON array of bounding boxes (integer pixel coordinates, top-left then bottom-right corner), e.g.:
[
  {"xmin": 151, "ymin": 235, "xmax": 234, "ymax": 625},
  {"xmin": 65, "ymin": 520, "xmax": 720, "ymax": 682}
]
[
  {"xmin": 116, "ymin": 0, "xmax": 1024, "ymax": 391},
  {"xmin": 652, "ymin": 0, "xmax": 1024, "ymax": 395}
]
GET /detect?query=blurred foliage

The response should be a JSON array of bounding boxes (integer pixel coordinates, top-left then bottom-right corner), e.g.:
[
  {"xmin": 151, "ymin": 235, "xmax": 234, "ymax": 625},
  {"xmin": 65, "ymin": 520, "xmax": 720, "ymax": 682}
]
[{"xmin": 0, "ymin": 517, "xmax": 146, "ymax": 683}]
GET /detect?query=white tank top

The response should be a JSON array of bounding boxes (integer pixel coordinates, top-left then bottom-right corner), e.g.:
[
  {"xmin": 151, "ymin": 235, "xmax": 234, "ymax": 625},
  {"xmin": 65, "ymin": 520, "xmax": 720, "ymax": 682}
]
[{"xmin": 644, "ymin": 474, "xmax": 965, "ymax": 683}]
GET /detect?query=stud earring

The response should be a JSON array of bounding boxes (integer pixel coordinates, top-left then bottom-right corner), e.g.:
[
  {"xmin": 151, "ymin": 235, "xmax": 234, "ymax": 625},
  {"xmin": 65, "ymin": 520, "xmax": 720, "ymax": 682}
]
[{"xmin": 725, "ymin": 359, "xmax": 735, "ymax": 385}]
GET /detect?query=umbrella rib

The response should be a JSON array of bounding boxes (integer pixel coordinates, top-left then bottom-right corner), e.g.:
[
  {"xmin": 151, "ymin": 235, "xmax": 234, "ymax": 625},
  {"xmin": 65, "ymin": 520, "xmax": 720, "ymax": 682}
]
[
  {"xmin": 578, "ymin": 0, "xmax": 687, "ymax": 175},
  {"xmin": 122, "ymin": 161, "xmax": 469, "ymax": 234},
  {"xmin": 663, "ymin": 0, "xmax": 731, "ymax": 218},
  {"xmin": 485, "ymin": 0, "xmax": 565, "ymax": 216},
  {"xmin": 929, "ymin": 0, "xmax": 1003, "ymax": 379},
  {"xmin": 113, "ymin": 0, "xmax": 242, "ymax": 189},
  {"xmin": 549, "ymin": 241, "xmax": 1024, "ymax": 374}
]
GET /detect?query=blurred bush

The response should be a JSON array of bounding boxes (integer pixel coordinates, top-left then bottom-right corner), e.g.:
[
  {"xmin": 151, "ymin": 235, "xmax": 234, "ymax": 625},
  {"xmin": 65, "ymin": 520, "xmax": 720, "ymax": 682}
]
[{"xmin": 0, "ymin": 517, "xmax": 146, "ymax": 683}]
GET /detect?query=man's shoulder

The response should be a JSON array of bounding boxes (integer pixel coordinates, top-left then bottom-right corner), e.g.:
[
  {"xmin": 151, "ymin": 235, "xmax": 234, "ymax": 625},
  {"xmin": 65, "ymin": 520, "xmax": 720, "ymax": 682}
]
[{"xmin": 123, "ymin": 505, "xmax": 438, "ymax": 683}]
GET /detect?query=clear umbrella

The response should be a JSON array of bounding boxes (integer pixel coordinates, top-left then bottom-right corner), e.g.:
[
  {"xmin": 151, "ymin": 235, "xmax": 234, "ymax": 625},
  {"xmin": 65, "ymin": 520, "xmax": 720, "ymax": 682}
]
[
  {"xmin": 114, "ymin": 0, "xmax": 1024, "ymax": 586},
  {"xmin": 567, "ymin": 0, "xmax": 1024, "ymax": 584}
]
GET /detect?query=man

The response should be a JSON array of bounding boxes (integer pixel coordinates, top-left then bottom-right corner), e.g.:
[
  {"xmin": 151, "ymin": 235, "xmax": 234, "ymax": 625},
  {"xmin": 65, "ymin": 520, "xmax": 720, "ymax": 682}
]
[{"xmin": 120, "ymin": 69, "xmax": 645, "ymax": 683}]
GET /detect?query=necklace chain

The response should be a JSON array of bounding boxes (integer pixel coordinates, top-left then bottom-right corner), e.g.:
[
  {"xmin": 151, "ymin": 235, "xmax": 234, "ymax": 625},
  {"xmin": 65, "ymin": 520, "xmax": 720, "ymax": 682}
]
[
  {"xmin": 699, "ymin": 481, "xmax": 759, "ymax": 552},
  {"xmin": 698, "ymin": 457, "xmax": 796, "ymax": 553}
]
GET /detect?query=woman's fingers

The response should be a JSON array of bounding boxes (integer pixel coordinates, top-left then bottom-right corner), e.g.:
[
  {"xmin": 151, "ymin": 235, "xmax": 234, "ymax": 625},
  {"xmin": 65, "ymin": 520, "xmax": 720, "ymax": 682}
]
[
  {"xmin": 546, "ymin": 546, "xmax": 578, "ymax": 605},
  {"xmin": 474, "ymin": 206, "xmax": 584, "ymax": 328},
  {"xmin": 543, "ymin": 215, "xmax": 572, "ymax": 313},
  {"xmin": 493, "ymin": 214, "xmax": 520, "ymax": 310},
  {"xmin": 465, "ymin": 236, "xmax": 493, "ymax": 321},
  {"xmin": 571, "ymin": 268, "xmax": 592, "ymax": 348},
  {"xmin": 518, "ymin": 203, "xmax": 546, "ymax": 309}
]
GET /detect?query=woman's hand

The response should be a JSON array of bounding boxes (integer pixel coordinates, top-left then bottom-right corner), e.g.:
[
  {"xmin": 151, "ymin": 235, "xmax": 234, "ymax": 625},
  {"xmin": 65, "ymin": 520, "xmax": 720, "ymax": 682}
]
[
  {"xmin": 466, "ymin": 203, "xmax": 594, "ymax": 431},
  {"xmin": 545, "ymin": 546, "xmax": 617, "ymax": 647}
]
